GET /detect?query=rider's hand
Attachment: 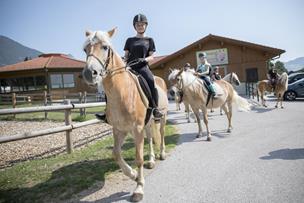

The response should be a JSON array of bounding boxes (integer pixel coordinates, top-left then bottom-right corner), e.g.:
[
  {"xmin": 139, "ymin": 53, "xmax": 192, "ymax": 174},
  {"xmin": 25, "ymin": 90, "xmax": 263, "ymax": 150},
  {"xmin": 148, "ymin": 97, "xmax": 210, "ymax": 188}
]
[{"xmin": 138, "ymin": 58, "xmax": 148, "ymax": 66}]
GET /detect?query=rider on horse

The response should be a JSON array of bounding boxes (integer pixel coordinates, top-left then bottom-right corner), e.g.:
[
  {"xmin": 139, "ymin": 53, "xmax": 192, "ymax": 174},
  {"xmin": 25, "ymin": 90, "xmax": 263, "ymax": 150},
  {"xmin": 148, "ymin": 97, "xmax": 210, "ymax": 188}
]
[
  {"xmin": 195, "ymin": 52, "xmax": 216, "ymax": 96},
  {"xmin": 267, "ymin": 68, "xmax": 279, "ymax": 91},
  {"xmin": 210, "ymin": 66, "xmax": 222, "ymax": 81},
  {"xmin": 95, "ymin": 14, "xmax": 163, "ymax": 121}
]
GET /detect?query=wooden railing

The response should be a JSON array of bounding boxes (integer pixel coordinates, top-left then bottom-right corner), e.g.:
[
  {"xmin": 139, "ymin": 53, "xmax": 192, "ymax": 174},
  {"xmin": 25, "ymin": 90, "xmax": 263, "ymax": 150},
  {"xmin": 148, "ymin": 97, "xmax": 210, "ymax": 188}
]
[{"xmin": 0, "ymin": 100, "xmax": 109, "ymax": 153}]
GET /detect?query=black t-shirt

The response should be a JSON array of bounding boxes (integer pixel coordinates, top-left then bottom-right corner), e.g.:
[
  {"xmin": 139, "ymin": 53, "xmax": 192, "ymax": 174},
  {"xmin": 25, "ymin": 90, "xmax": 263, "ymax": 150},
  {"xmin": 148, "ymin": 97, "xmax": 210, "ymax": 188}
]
[{"xmin": 124, "ymin": 37, "xmax": 156, "ymax": 65}]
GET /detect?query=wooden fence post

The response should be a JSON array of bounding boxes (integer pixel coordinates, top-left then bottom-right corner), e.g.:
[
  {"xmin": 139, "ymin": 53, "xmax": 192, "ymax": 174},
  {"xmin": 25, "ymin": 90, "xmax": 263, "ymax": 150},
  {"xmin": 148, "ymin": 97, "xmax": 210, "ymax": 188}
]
[
  {"xmin": 64, "ymin": 99, "xmax": 73, "ymax": 153},
  {"xmin": 83, "ymin": 91, "xmax": 87, "ymax": 116},
  {"xmin": 44, "ymin": 91, "xmax": 48, "ymax": 119},
  {"xmin": 79, "ymin": 92, "xmax": 83, "ymax": 116},
  {"xmin": 12, "ymin": 93, "xmax": 16, "ymax": 118}
]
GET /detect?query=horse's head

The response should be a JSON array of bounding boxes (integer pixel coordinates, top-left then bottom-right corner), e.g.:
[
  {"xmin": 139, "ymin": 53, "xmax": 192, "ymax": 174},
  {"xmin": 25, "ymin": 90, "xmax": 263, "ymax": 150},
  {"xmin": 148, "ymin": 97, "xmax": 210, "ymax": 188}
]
[
  {"xmin": 82, "ymin": 28, "xmax": 116, "ymax": 86},
  {"xmin": 168, "ymin": 68, "xmax": 183, "ymax": 88},
  {"xmin": 231, "ymin": 72, "xmax": 241, "ymax": 86}
]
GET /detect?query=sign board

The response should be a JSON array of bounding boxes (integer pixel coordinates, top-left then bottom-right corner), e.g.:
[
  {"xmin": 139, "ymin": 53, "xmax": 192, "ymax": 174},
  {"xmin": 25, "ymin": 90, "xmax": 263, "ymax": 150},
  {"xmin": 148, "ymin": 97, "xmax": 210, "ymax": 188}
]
[{"xmin": 196, "ymin": 48, "xmax": 229, "ymax": 66}]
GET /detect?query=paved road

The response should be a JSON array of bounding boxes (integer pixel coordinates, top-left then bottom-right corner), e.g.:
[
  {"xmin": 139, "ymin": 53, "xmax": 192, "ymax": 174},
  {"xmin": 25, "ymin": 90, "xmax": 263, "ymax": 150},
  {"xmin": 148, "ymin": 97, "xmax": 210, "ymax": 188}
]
[
  {"xmin": 83, "ymin": 99, "xmax": 304, "ymax": 203},
  {"xmin": 144, "ymin": 99, "xmax": 304, "ymax": 203}
]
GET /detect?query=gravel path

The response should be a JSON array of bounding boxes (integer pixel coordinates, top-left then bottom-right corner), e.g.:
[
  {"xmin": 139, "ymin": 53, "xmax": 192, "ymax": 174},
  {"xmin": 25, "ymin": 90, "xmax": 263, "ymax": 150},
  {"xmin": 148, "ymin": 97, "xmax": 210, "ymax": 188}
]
[{"xmin": 0, "ymin": 121, "xmax": 111, "ymax": 168}]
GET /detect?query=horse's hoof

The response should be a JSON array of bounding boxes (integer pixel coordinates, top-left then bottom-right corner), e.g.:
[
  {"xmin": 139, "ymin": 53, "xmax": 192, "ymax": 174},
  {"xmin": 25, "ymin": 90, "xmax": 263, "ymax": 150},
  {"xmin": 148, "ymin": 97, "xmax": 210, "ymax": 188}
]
[
  {"xmin": 146, "ymin": 161, "xmax": 155, "ymax": 169},
  {"xmin": 275, "ymin": 105, "xmax": 278, "ymax": 108},
  {"xmin": 207, "ymin": 137, "xmax": 212, "ymax": 142},
  {"xmin": 196, "ymin": 134, "xmax": 201, "ymax": 138},
  {"xmin": 187, "ymin": 120, "xmax": 191, "ymax": 123},
  {"xmin": 160, "ymin": 153, "xmax": 166, "ymax": 160},
  {"xmin": 281, "ymin": 106, "xmax": 284, "ymax": 109},
  {"xmin": 131, "ymin": 192, "xmax": 143, "ymax": 202},
  {"xmin": 227, "ymin": 129, "xmax": 231, "ymax": 133}
]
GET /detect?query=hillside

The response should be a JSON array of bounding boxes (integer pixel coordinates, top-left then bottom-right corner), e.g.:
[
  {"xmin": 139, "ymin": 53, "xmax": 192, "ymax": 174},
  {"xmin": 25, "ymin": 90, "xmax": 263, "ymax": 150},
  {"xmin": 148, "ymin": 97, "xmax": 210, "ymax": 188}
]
[{"xmin": 0, "ymin": 35, "xmax": 43, "ymax": 67}]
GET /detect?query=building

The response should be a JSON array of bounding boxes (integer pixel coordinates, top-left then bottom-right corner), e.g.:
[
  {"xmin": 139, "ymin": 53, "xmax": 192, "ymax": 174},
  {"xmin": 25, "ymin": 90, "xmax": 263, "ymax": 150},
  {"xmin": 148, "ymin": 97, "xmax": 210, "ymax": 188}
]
[
  {"xmin": 150, "ymin": 34, "xmax": 285, "ymax": 94},
  {"xmin": 0, "ymin": 53, "xmax": 96, "ymax": 96}
]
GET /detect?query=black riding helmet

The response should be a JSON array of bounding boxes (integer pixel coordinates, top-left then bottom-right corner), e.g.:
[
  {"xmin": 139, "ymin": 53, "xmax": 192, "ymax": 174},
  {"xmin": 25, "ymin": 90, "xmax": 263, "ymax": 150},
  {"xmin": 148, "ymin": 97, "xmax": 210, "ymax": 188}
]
[{"xmin": 133, "ymin": 14, "xmax": 148, "ymax": 28}]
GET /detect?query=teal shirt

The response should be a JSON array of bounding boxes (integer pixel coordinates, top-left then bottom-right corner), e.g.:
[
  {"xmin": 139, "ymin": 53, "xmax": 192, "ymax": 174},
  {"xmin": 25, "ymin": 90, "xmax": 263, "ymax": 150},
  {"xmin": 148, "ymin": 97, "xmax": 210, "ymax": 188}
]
[{"xmin": 196, "ymin": 63, "xmax": 211, "ymax": 75}]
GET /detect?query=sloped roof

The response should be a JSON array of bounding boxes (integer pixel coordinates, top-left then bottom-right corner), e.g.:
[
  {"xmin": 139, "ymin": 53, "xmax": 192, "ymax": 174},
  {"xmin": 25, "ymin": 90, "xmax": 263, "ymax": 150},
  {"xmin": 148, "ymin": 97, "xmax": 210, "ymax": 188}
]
[
  {"xmin": 150, "ymin": 34, "xmax": 285, "ymax": 68},
  {"xmin": 150, "ymin": 55, "xmax": 168, "ymax": 66},
  {"xmin": 0, "ymin": 53, "xmax": 86, "ymax": 73}
]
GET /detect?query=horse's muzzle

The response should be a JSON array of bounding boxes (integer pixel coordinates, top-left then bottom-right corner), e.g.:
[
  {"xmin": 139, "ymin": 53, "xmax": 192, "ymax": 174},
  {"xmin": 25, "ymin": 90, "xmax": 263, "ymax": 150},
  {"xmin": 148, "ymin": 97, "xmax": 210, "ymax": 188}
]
[{"xmin": 82, "ymin": 68, "xmax": 96, "ymax": 85}]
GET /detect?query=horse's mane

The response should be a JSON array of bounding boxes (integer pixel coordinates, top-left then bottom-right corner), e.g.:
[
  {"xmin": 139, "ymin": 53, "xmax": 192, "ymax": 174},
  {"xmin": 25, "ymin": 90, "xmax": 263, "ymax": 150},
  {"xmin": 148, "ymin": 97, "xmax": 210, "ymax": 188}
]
[
  {"xmin": 83, "ymin": 31, "xmax": 112, "ymax": 50},
  {"xmin": 222, "ymin": 73, "xmax": 232, "ymax": 81},
  {"xmin": 168, "ymin": 69, "xmax": 202, "ymax": 90}
]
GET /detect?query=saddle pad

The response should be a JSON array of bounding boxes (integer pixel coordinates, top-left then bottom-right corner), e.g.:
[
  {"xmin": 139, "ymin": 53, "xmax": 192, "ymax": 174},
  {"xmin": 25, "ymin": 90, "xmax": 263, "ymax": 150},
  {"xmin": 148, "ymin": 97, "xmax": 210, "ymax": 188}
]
[{"xmin": 128, "ymin": 70, "xmax": 149, "ymax": 108}]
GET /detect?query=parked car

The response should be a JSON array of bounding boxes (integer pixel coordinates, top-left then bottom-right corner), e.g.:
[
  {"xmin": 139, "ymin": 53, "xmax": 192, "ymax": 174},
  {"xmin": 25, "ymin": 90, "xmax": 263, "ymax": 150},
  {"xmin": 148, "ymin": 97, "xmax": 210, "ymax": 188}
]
[
  {"xmin": 288, "ymin": 72, "xmax": 304, "ymax": 84},
  {"xmin": 284, "ymin": 78, "xmax": 304, "ymax": 101}
]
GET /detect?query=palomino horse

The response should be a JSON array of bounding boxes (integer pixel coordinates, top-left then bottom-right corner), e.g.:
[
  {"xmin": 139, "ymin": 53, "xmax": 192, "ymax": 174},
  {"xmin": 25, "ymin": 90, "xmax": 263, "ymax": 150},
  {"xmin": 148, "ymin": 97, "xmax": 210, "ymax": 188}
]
[
  {"xmin": 168, "ymin": 69, "xmax": 251, "ymax": 141},
  {"xmin": 82, "ymin": 28, "xmax": 168, "ymax": 202},
  {"xmin": 257, "ymin": 72, "xmax": 288, "ymax": 108}
]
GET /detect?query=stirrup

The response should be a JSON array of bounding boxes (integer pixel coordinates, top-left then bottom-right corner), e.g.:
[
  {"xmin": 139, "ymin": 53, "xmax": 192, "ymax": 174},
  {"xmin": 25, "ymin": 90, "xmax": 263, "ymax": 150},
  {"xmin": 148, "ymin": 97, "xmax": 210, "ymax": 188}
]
[{"xmin": 153, "ymin": 108, "xmax": 164, "ymax": 120}]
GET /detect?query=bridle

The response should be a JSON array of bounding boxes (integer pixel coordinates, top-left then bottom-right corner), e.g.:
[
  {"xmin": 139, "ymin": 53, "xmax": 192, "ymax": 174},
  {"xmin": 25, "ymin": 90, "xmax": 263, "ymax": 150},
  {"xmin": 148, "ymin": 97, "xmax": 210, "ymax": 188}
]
[
  {"xmin": 229, "ymin": 72, "xmax": 234, "ymax": 84},
  {"xmin": 85, "ymin": 45, "xmax": 126, "ymax": 77}
]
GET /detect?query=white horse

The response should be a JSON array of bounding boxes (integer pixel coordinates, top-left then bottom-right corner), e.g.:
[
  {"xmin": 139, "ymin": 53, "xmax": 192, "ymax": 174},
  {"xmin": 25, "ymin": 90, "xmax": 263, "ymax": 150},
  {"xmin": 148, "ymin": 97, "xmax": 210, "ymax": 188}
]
[
  {"xmin": 169, "ymin": 68, "xmax": 193, "ymax": 123},
  {"xmin": 168, "ymin": 69, "xmax": 251, "ymax": 140}
]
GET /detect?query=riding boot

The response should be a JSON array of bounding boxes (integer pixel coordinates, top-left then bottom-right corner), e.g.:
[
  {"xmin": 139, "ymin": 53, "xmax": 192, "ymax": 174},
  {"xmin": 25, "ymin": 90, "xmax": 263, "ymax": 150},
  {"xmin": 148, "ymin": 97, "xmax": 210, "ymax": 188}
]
[
  {"xmin": 95, "ymin": 95, "xmax": 108, "ymax": 123},
  {"xmin": 207, "ymin": 84, "xmax": 216, "ymax": 96},
  {"xmin": 95, "ymin": 112, "xmax": 107, "ymax": 123},
  {"xmin": 152, "ymin": 88, "xmax": 164, "ymax": 120}
]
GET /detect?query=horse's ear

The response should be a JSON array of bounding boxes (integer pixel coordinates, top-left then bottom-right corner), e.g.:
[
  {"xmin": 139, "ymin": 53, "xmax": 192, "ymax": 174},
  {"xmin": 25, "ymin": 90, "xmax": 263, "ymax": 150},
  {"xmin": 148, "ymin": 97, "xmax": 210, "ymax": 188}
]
[
  {"xmin": 85, "ymin": 30, "xmax": 93, "ymax": 37},
  {"xmin": 107, "ymin": 27, "xmax": 117, "ymax": 38},
  {"xmin": 177, "ymin": 68, "xmax": 183, "ymax": 77}
]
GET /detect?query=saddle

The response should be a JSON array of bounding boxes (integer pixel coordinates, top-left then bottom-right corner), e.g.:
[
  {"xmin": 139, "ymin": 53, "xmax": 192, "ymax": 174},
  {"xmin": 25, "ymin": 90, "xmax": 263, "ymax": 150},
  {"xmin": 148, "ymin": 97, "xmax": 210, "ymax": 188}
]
[
  {"xmin": 200, "ymin": 80, "xmax": 224, "ymax": 106},
  {"xmin": 127, "ymin": 69, "xmax": 155, "ymax": 125}
]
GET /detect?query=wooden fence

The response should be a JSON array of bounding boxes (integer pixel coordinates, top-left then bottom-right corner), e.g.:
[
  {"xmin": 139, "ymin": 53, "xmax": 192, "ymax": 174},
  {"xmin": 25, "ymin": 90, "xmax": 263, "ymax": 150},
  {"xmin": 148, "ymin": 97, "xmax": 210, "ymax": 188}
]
[
  {"xmin": 0, "ymin": 91, "xmax": 105, "ymax": 119},
  {"xmin": 0, "ymin": 100, "xmax": 108, "ymax": 154}
]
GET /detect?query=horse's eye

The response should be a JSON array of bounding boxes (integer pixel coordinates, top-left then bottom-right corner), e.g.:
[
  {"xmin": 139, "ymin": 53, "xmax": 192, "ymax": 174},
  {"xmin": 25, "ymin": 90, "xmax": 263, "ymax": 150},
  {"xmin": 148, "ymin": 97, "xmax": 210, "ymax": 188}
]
[{"xmin": 102, "ymin": 45, "xmax": 108, "ymax": 51}]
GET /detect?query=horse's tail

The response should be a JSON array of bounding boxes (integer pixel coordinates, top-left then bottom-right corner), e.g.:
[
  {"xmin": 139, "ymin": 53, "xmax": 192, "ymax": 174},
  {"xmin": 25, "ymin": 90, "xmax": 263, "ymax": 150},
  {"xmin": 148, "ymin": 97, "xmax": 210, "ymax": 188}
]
[{"xmin": 232, "ymin": 90, "xmax": 251, "ymax": 112}]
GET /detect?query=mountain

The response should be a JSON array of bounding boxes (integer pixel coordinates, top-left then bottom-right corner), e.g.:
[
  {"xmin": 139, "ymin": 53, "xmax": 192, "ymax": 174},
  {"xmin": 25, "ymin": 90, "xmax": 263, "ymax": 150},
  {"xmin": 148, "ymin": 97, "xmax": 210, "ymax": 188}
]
[
  {"xmin": 0, "ymin": 35, "xmax": 43, "ymax": 67},
  {"xmin": 284, "ymin": 57, "xmax": 304, "ymax": 71}
]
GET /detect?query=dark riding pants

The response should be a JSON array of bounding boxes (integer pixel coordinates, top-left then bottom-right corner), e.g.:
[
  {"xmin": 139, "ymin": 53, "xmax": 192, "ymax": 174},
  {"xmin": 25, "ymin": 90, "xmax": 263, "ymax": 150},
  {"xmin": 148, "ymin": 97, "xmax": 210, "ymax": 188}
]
[{"xmin": 133, "ymin": 65, "xmax": 159, "ymax": 107}]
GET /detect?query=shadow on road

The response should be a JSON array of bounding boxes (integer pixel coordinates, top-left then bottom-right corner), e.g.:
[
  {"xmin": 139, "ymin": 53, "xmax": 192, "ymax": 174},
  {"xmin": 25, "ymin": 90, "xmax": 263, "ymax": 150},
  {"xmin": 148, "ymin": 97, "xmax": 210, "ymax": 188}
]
[
  {"xmin": 260, "ymin": 148, "xmax": 304, "ymax": 160},
  {"xmin": 251, "ymin": 106, "xmax": 276, "ymax": 113},
  {"xmin": 85, "ymin": 191, "xmax": 131, "ymax": 203}
]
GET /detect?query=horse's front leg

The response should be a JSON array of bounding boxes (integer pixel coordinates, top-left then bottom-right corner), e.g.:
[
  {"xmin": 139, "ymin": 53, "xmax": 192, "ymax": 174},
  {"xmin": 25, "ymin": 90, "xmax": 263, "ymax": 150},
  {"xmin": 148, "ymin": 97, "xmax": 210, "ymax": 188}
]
[
  {"xmin": 112, "ymin": 129, "xmax": 137, "ymax": 181},
  {"xmin": 131, "ymin": 129, "xmax": 145, "ymax": 202},
  {"xmin": 145, "ymin": 123, "xmax": 155, "ymax": 169},
  {"xmin": 159, "ymin": 115, "xmax": 166, "ymax": 160},
  {"xmin": 194, "ymin": 108, "xmax": 203, "ymax": 138}
]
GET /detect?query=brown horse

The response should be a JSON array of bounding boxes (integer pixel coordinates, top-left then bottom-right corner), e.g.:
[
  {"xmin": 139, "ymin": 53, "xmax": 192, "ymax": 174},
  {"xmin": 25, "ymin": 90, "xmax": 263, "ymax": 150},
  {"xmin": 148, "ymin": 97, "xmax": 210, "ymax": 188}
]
[
  {"xmin": 168, "ymin": 69, "xmax": 251, "ymax": 141},
  {"xmin": 257, "ymin": 72, "xmax": 288, "ymax": 108},
  {"xmin": 82, "ymin": 28, "xmax": 168, "ymax": 202}
]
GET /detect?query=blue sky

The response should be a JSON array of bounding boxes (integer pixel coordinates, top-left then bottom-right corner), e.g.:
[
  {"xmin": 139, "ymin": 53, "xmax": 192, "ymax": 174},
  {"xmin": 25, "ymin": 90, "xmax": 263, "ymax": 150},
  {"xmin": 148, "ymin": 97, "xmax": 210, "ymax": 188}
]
[{"xmin": 0, "ymin": 0, "xmax": 303, "ymax": 62}]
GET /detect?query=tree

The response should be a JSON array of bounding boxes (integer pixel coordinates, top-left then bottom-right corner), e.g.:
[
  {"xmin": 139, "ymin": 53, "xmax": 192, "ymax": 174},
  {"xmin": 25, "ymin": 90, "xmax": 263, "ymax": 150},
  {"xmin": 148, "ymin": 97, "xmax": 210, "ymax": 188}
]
[{"xmin": 274, "ymin": 61, "xmax": 288, "ymax": 74}]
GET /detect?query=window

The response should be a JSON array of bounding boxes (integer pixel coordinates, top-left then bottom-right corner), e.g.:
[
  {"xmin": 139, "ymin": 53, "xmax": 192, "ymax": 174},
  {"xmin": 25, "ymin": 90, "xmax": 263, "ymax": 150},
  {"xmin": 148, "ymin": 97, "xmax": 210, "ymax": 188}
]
[
  {"xmin": 50, "ymin": 73, "xmax": 75, "ymax": 89},
  {"xmin": 50, "ymin": 74, "xmax": 63, "ymax": 89},
  {"xmin": 63, "ymin": 74, "xmax": 75, "ymax": 88}
]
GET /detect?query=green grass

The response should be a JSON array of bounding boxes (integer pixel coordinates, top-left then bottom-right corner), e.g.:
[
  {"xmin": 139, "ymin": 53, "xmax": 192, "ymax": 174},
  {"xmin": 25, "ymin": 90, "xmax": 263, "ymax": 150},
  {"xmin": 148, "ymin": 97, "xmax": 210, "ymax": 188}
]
[
  {"xmin": 0, "ymin": 125, "xmax": 178, "ymax": 203},
  {"xmin": 0, "ymin": 103, "xmax": 105, "ymax": 122}
]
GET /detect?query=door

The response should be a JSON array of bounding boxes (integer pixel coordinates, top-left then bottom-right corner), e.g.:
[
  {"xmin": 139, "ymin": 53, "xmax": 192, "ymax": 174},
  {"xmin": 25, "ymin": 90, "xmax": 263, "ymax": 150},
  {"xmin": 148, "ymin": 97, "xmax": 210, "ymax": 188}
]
[{"xmin": 246, "ymin": 68, "xmax": 258, "ymax": 82}]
